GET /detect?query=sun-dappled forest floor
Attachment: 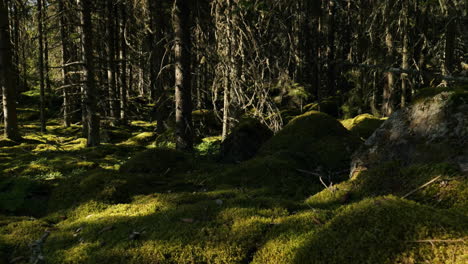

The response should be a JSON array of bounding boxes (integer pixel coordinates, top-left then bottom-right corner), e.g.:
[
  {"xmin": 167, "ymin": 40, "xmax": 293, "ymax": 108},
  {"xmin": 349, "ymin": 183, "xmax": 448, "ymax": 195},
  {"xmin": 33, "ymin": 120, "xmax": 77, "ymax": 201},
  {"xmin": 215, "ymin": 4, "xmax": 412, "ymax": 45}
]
[{"xmin": 1, "ymin": 91, "xmax": 468, "ymax": 264}]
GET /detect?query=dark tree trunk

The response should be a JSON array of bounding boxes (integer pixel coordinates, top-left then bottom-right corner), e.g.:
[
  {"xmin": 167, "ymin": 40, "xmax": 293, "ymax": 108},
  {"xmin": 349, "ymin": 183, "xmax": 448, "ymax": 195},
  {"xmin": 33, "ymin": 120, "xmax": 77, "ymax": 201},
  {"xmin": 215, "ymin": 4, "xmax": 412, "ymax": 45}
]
[
  {"xmin": 149, "ymin": 0, "xmax": 168, "ymax": 133},
  {"xmin": 106, "ymin": 0, "xmax": 117, "ymax": 123},
  {"xmin": 172, "ymin": 0, "xmax": 193, "ymax": 151},
  {"xmin": 78, "ymin": 0, "xmax": 100, "ymax": 147},
  {"xmin": 37, "ymin": 0, "xmax": 46, "ymax": 132},
  {"xmin": 0, "ymin": 0, "xmax": 21, "ymax": 140},
  {"xmin": 119, "ymin": 3, "xmax": 127, "ymax": 123}
]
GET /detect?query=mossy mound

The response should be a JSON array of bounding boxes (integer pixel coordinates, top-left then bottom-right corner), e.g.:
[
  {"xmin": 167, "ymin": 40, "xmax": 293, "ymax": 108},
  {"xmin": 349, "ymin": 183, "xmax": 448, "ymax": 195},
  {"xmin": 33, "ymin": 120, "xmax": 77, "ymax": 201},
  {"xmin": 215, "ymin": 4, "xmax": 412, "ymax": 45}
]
[
  {"xmin": 220, "ymin": 118, "xmax": 273, "ymax": 163},
  {"xmin": 260, "ymin": 111, "xmax": 362, "ymax": 174},
  {"xmin": 192, "ymin": 109, "xmax": 221, "ymax": 137},
  {"xmin": 215, "ymin": 152, "xmax": 324, "ymax": 198},
  {"xmin": 119, "ymin": 148, "xmax": 193, "ymax": 174},
  {"xmin": 340, "ymin": 113, "xmax": 386, "ymax": 139},
  {"xmin": 307, "ymin": 162, "xmax": 468, "ymax": 212},
  {"xmin": 295, "ymin": 196, "xmax": 468, "ymax": 264},
  {"xmin": 303, "ymin": 97, "xmax": 340, "ymax": 117}
]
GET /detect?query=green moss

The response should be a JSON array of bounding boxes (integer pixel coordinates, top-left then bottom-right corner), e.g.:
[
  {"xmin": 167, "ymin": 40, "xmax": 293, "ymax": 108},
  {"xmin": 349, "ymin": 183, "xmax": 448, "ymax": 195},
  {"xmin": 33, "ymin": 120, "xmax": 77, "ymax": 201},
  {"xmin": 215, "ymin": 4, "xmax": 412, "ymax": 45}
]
[
  {"xmin": 340, "ymin": 113, "xmax": 386, "ymax": 139},
  {"xmin": 195, "ymin": 136, "xmax": 222, "ymax": 156},
  {"xmin": 303, "ymin": 97, "xmax": 340, "ymax": 117},
  {"xmin": 220, "ymin": 118, "xmax": 273, "ymax": 163},
  {"xmin": 260, "ymin": 111, "xmax": 362, "ymax": 173},
  {"xmin": 307, "ymin": 162, "xmax": 468, "ymax": 211},
  {"xmin": 119, "ymin": 132, "xmax": 156, "ymax": 146},
  {"xmin": 412, "ymin": 85, "xmax": 468, "ymax": 104},
  {"xmin": 295, "ymin": 196, "xmax": 468, "ymax": 264},
  {"xmin": 119, "ymin": 148, "xmax": 193, "ymax": 174}
]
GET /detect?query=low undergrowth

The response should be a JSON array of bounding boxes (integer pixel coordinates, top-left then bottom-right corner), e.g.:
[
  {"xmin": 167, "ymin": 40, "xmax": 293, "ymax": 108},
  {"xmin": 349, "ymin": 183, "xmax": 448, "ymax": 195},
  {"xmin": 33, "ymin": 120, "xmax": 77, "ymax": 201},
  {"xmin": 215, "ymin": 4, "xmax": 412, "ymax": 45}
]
[{"xmin": 0, "ymin": 116, "xmax": 466, "ymax": 264}]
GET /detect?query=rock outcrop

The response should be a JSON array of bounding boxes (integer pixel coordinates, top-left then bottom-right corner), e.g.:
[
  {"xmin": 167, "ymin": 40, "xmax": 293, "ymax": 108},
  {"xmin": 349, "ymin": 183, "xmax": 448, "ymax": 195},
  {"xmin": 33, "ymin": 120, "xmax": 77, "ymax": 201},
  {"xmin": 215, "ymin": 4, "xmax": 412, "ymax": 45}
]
[{"xmin": 351, "ymin": 88, "xmax": 468, "ymax": 178}]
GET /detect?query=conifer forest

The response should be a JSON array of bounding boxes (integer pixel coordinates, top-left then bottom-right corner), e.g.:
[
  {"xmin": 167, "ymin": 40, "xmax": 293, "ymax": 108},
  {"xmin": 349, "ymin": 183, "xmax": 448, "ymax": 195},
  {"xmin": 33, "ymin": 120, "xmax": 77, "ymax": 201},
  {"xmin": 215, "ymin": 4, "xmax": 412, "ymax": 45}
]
[{"xmin": 0, "ymin": 0, "xmax": 467, "ymax": 263}]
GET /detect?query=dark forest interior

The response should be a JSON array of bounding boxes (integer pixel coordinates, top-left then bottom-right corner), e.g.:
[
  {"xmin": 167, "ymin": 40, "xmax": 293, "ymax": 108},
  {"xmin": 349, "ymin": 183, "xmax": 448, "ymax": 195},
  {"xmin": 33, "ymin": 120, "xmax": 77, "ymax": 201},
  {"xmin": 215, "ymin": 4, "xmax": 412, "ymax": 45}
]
[{"xmin": 0, "ymin": 0, "xmax": 467, "ymax": 263}]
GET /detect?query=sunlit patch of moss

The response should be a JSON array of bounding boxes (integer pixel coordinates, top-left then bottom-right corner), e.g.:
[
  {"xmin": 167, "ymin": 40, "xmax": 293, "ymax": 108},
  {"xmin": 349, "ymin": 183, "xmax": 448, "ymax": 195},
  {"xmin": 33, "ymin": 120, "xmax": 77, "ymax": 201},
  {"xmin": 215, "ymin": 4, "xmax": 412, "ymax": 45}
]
[
  {"xmin": 340, "ymin": 113, "xmax": 386, "ymax": 139},
  {"xmin": 119, "ymin": 132, "xmax": 156, "ymax": 146},
  {"xmin": 0, "ymin": 217, "xmax": 47, "ymax": 262},
  {"xmin": 17, "ymin": 108, "xmax": 40, "ymax": 121},
  {"xmin": 195, "ymin": 136, "xmax": 222, "ymax": 157},
  {"xmin": 295, "ymin": 196, "xmax": 468, "ymax": 264},
  {"xmin": 252, "ymin": 210, "xmax": 331, "ymax": 264},
  {"xmin": 307, "ymin": 162, "xmax": 467, "ymax": 211},
  {"xmin": 130, "ymin": 120, "xmax": 156, "ymax": 129}
]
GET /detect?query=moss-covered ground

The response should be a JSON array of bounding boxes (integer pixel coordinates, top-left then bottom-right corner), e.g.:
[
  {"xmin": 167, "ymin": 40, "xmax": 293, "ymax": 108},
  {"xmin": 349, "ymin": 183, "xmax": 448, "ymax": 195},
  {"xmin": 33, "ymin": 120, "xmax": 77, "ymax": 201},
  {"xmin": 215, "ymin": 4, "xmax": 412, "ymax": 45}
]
[{"xmin": 0, "ymin": 111, "xmax": 466, "ymax": 263}]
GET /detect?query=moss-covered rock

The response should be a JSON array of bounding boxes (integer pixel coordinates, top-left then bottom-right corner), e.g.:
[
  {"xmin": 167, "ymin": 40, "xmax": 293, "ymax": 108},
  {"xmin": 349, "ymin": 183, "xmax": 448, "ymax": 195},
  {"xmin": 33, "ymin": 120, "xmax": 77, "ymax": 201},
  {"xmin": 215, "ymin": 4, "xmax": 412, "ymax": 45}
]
[
  {"xmin": 295, "ymin": 196, "xmax": 468, "ymax": 264},
  {"xmin": 351, "ymin": 89, "xmax": 468, "ymax": 178},
  {"xmin": 120, "ymin": 148, "xmax": 193, "ymax": 174},
  {"xmin": 340, "ymin": 113, "xmax": 386, "ymax": 139},
  {"xmin": 260, "ymin": 111, "xmax": 362, "ymax": 174},
  {"xmin": 303, "ymin": 97, "xmax": 341, "ymax": 117},
  {"xmin": 220, "ymin": 118, "xmax": 273, "ymax": 163}
]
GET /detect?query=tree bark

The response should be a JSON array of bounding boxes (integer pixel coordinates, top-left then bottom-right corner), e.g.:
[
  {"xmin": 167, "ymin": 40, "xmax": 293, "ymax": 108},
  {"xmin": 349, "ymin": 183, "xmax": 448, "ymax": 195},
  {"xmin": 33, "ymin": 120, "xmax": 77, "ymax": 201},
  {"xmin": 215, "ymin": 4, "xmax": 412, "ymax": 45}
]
[
  {"xmin": 37, "ymin": 0, "xmax": 46, "ymax": 132},
  {"xmin": 78, "ymin": 0, "xmax": 100, "ymax": 147},
  {"xmin": 59, "ymin": 0, "xmax": 71, "ymax": 127},
  {"xmin": 0, "ymin": 0, "xmax": 21, "ymax": 140},
  {"xmin": 172, "ymin": 0, "xmax": 193, "ymax": 151}
]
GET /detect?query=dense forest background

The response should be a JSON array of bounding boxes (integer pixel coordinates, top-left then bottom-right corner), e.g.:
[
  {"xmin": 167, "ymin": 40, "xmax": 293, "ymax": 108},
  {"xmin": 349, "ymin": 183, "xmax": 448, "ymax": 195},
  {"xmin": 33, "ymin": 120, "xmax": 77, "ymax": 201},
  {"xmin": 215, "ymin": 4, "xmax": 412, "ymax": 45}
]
[
  {"xmin": 1, "ymin": 0, "xmax": 467, "ymax": 146},
  {"xmin": 0, "ymin": 0, "xmax": 467, "ymax": 264}
]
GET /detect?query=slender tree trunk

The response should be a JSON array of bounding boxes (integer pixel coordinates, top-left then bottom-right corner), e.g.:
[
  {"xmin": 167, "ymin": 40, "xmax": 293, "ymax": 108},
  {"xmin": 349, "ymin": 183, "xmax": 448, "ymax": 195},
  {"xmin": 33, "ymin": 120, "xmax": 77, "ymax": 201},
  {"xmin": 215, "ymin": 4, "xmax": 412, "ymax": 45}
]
[
  {"xmin": 59, "ymin": 0, "xmax": 71, "ymax": 127},
  {"xmin": 42, "ymin": 0, "xmax": 51, "ymax": 97},
  {"xmin": 78, "ymin": 0, "xmax": 100, "ymax": 147},
  {"xmin": 400, "ymin": 0, "xmax": 410, "ymax": 108},
  {"xmin": 0, "ymin": 0, "xmax": 21, "ymax": 140},
  {"xmin": 106, "ymin": 0, "xmax": 117, "ymax": 123},
  {"xmin": 149, "ymin": 0, "xmax": 168, "ymax": 133},
  {"xmin": 382, "ymin": 1, "xmax": 395, "ymax": 116},
  {"xmin": 119, "ymin": 3, "xmax": 127, "ymax": 123},
  {"xmin": 172, "ymin": 0, "xmax": 193, "ymax": 151},
  {"xmin": 37, "ymin": 0, "xmax": 46, "ymax": 132},
  {"xmin": 441, "ymin": 6, "xmax": 456, "ymax": 86}
]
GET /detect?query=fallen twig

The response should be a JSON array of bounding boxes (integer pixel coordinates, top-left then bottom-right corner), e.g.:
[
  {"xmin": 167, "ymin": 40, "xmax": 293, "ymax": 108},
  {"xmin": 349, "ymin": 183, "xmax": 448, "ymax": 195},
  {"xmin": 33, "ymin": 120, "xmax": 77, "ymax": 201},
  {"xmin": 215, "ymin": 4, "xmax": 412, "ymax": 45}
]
[
  {"xmin": 30, "ymin": 231, "xmax": 50, "ymax": 264},
  {"xmin": 402, "ymin": 175, "xmax": 442, "ymax": 198}
]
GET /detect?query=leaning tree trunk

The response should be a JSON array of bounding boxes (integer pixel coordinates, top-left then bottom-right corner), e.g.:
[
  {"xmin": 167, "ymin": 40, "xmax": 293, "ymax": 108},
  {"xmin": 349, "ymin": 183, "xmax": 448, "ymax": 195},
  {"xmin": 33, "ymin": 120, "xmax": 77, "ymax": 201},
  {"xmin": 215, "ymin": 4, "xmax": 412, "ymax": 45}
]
[
  {"xmin": 78, "ymin": 0, "xmax": 100, "ymax": 147},
  {"xmin": 172, "ymin": 0, "xmax": 193, "ymax": 151},
  {"xmin": 0, "ymin": 0, "xmax": 21, "ymax": 140}
]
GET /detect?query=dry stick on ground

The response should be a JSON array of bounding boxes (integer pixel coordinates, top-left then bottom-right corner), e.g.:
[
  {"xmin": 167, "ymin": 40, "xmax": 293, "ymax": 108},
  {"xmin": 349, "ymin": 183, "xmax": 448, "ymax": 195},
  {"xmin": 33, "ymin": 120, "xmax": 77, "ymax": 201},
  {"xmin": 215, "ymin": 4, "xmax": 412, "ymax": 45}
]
[
  {"xmin": 402, "ymin": 175, "xmax": 442, "ymax": 199},
  {"xmin": 30, "ymin": 231, "xmax": 50, "ymax": 264},
  {"xmin": 296, "ymin": 168, "xmax": 334, "ymax": 191}
]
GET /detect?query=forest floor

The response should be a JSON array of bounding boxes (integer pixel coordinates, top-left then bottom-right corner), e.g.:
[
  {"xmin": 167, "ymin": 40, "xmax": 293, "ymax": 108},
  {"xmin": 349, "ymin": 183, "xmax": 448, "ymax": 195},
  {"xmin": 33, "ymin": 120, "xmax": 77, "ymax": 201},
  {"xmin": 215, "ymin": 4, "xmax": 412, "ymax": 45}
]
[{"xmin": 0, "ymin": 95, "xmax": 467, "ymax": 264}]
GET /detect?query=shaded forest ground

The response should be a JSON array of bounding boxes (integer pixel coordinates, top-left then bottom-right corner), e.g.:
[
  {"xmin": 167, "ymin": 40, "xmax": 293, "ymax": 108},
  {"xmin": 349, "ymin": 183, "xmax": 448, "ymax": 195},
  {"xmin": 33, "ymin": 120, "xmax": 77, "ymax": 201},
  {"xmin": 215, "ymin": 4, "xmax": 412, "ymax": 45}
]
[{"xmin": 0, "ymin": 91, "xmax": 467, "ymax": 264}]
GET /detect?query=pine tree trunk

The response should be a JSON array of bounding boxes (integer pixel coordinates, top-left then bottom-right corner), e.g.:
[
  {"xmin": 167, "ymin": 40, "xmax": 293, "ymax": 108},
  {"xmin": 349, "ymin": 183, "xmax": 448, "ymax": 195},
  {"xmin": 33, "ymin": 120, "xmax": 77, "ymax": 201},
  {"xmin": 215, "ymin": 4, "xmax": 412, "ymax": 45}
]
[
  {"xmin": 37, "ymin": 0, "xmax": 46, "ymax": 132},
  {"xmin": 59, "ymin": 0, "xmax": 71, "ymax": 127},
  {"xmin": 78, "ymin": 0, "xmax": 100, "ymax": 147},
  {"xmin": 0, "ymin": 0, "xmax": 21, "ymax": 140},
  {"xmin": 119, "ymin": 3, "xmax": 127, "ymax": 123},
  {"xmin": 172, "ymin": 0, "xmax": 193, "ymax": 151}
]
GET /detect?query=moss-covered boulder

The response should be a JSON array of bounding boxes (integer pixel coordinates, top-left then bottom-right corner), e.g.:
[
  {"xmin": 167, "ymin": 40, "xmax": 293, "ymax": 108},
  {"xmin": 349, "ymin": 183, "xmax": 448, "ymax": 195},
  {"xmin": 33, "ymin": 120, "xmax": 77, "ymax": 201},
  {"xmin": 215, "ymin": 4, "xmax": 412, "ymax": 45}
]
[
  {"xmin": 341, "ymin": 113, "xmax": 386, "ymax": 139},
  {"xmin": 119, "ymin": 148, "xmax": 193, "ymax": 174},
  {"xmin": 220, "ymin": 118, "xmax": 273, "ymax": 163},
  {"xmin": 351, "ymin": 88, "xmax": 468, "ymax": 178},
  {"xmin": 303, "ymin": 97, "xmax": 341, "ymax": 117},
  {"xmin": 260, "ymin": 111, "xmax": 362, "ymax": 175},
  {"xmin": 192, "ymin": 109, "xmax": 221, "ymax": 137}
]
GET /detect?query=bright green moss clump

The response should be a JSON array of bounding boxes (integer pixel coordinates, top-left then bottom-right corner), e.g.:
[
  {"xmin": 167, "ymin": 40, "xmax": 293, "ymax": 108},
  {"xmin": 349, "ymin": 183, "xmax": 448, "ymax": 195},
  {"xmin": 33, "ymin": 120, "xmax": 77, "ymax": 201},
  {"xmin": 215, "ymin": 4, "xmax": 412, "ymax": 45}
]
[{"xmin": 341, "ymin": 113, "xmax": 386, "ymax": 139}]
